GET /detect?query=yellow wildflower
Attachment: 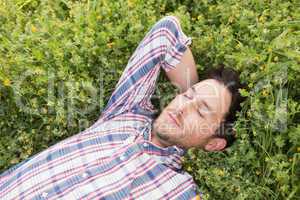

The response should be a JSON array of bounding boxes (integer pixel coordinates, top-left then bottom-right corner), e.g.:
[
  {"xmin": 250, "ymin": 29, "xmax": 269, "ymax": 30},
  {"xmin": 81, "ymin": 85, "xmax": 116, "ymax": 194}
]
[
  {"xmin": 41, "ymin": 107, "xmax": 48, "ymax": 114},
  {"xmin": 228, "ymin": 16, "xmax": 234, "ymax": 23},
  {"xmin": 128, "ymin": 0, "xmax": 133, "ymax": 8},
  {"xmin": 262, "ymin": 89, "xmax": 268, "ymax": 97},
  {"xmin": 216, "ymin": 169, "xmax": 224, "ymax": 176},
  {"xmin": 107, "ymin": 42, "xmax": 114, "ymax": 48},
  {"xmin": 34, "ymin": 68, "xmax": 44, "ymax": 75},
  {"xmin": 187, "ymin": 166, "xmax": 192, "ymax": 172},
  {"xmin": 259, "ymin": 16, "xmax": 265, "ymax": 23},
  {"xmin": 3, "ymin": 78, "xmax": 11, "ymax": 86},
  {"xmin": 31, "ymin": 25, "xmax": 37, "ymax": 33},
  {"xmin": 259, "ymin": 64, "xmax": 266, "ymax": 71}
]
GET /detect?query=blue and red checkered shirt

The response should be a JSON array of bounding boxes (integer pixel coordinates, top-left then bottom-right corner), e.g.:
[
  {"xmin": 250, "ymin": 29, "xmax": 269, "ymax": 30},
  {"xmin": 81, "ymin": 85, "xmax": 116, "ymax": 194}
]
[{"xmin": 0, "ymin": 16, "xmax": 201, "ymax": 200}]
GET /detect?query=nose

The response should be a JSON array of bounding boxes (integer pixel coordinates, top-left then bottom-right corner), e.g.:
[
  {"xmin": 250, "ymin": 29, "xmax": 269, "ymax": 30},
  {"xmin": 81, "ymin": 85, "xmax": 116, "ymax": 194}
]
[
  {"xmin": 175, "ymin": 109, "xmax": 183, "ymax": 117},
  {"xmin": 174, "ymin": 101, "xmax": 194, "ymax": 131},
  {"xmin": 176, "ymin": 97, "xmax": 193, "ymax": 118}
]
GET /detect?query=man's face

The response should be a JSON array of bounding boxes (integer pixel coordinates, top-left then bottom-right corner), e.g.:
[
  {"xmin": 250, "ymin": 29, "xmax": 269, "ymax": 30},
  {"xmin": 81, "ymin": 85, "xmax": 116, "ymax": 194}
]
[{"xmin": 152, "ymin": 79, "xmax": 232, "ymax": 151}]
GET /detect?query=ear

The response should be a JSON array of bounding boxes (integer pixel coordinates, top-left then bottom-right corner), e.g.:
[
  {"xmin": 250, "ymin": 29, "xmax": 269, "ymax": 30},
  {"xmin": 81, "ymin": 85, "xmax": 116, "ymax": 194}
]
[{"xmin": 204, "ymin": 138, "xmax": 227, "ymax": 152}]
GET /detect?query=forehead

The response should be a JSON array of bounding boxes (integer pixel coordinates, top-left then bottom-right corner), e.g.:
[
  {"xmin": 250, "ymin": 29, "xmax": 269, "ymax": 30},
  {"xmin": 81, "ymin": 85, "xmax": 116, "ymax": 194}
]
[{"xmin": 192, "ymin": 79, "xmax": 232, "ymax": 116}]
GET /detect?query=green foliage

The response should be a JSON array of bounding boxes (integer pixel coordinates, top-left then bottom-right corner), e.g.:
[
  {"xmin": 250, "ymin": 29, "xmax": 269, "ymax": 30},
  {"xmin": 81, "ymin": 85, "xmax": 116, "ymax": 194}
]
[{"xmin": 0, "ymin": 0, "xmax": 299, "ymax": 199}]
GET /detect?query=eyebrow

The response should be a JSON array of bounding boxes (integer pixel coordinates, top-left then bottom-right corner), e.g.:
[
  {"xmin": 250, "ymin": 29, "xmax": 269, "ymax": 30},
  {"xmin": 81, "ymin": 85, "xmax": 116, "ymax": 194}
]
[
  {"xmin": 191, "ymin": 86, "xmax": 213, "ymax": 112},
  {"xmin": 202, "ymin": 99, "xmax": 212, "ymax": 112}
]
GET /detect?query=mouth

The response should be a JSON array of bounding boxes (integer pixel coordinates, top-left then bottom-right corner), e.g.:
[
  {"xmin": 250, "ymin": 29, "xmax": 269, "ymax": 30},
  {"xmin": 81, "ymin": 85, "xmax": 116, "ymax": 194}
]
[{"xmin": 168, "ymin": 111, "xmax": 180, "ymax": 128}]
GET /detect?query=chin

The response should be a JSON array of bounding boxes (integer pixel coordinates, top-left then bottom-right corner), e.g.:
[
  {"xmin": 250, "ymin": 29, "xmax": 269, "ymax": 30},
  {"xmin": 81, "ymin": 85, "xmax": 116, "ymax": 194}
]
[
  {"xmin": 159, "ymin": 129, "xmax": 185, "ymax": 145},
  {"xmin": 156, "ymin": 131, "xmax": 170, "ymax": 141}
]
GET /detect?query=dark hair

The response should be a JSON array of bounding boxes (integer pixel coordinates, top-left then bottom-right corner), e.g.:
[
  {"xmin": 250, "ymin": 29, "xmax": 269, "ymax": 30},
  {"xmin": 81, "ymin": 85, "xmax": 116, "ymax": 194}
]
[{"xmin": 205, "ymin": 65, "xmax": 245, "ymax": 148}]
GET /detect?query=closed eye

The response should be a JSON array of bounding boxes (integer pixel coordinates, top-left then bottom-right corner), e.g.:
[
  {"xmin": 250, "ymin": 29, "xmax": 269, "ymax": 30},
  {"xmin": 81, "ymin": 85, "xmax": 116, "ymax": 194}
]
[
  {"xmin": 183, "ymin": 88, "xmax": 194, "ymax": 100},
  {"xmin": 183, "ymin": 93, "xmax": 193, "ymax": 100},
  {"xmin": 197, "ymin": 109, "xmax": 204, "ymax": 118}
]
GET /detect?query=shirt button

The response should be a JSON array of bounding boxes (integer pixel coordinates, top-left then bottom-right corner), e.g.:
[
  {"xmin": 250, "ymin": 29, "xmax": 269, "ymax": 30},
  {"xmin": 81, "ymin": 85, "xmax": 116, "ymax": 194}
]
[
  {"xmin": 82, "ymin": 172, "xmax": 88, "ymax": 178},
  {"xmin": 143, "ymin": 143, "xmax": 149, "ymax": 147},
  {"xmin": 120, "ymin": 155, "xmax": 126, "ymax": 161},
  {"xmin": 41, "ymin": 192, "xmax": 48, "ymax": 198}
]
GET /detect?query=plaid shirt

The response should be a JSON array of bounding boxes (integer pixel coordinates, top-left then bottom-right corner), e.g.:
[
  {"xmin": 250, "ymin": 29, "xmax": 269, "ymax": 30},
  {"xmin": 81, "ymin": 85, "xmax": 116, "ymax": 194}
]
[{"xmin": 0, "ymin": 16, "xmax": 201, "ymax": 200}]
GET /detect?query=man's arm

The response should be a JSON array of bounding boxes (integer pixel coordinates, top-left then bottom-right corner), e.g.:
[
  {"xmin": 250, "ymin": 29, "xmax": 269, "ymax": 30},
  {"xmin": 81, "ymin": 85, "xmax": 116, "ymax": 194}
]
[
  {"xmin": 165, "ymin": 46, "xmax": 199, "ymax": 92},
  {"xmin": 99, "ymin": 16, "xmax": 194, "ymax": 121}
]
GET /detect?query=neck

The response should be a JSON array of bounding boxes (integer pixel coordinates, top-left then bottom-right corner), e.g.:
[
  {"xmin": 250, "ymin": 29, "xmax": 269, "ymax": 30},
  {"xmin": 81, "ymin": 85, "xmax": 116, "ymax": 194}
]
[{"xmin": 150, "ymin": 129, "xmax": 172, "ymax": 148}]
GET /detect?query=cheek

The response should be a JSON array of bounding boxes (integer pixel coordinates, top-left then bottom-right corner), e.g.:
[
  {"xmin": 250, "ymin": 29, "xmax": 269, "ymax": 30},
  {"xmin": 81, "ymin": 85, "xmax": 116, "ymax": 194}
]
[
  {"xmin": 188, "ymin": 118, "xmax": 215, "ymax": 139},
  {"xmin": 182, "ymin": 114, "xmax": 200, "ymax": 135}
]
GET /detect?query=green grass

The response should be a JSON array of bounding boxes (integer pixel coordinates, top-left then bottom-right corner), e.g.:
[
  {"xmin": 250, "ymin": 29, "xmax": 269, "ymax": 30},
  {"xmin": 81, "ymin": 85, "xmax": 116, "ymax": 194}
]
[{"xmin": 0, "ymin": 0, "xmax": 299, "ymax": 199}]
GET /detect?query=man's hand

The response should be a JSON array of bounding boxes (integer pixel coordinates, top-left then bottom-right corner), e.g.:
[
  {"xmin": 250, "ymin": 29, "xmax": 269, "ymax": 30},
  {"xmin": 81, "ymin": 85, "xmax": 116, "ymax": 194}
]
[{"xmin": 165, "ymin": 46, "xmax": 199, "ymax": 93}]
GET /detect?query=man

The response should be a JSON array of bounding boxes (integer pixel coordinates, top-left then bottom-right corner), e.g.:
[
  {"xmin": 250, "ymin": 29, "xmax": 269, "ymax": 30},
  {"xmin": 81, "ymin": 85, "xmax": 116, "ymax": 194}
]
[{"xmin": 0, "ymin": 16, "xmax": 242, "ymax": 199}]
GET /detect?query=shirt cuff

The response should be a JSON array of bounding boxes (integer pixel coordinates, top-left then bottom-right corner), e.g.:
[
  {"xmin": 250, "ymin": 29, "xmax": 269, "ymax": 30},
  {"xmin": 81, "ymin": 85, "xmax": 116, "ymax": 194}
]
[{"xmin": 162, "ymin": 20, "xmax": 192, "ymax": 72}]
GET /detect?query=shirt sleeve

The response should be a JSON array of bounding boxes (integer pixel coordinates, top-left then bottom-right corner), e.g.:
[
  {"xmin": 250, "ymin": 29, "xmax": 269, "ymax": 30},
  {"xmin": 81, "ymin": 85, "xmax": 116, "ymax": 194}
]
[{"xmin": 100, "ymin": 16, "xmax": 192, "ymax": 121}]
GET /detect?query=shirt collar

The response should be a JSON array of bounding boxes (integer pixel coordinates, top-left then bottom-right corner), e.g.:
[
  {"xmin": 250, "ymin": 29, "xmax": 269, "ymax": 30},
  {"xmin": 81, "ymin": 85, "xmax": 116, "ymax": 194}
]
[{"xmin": 134, "ymin": 120, "xmax": 186, "ymax": 171}]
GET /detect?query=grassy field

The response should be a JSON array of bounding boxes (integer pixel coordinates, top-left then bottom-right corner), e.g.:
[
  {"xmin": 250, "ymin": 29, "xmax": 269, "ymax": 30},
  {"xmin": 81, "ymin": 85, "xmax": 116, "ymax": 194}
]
[{"xmin": 0, "ymin": 0, "xmax": 299, "ymax": 199}]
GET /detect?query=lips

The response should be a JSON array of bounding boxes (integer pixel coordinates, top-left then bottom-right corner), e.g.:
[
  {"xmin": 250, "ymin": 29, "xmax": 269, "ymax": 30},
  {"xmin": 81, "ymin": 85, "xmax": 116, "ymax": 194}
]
[{"xmin": 168, "ymin": 111, "xmax": 180, "ymax": 128}]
